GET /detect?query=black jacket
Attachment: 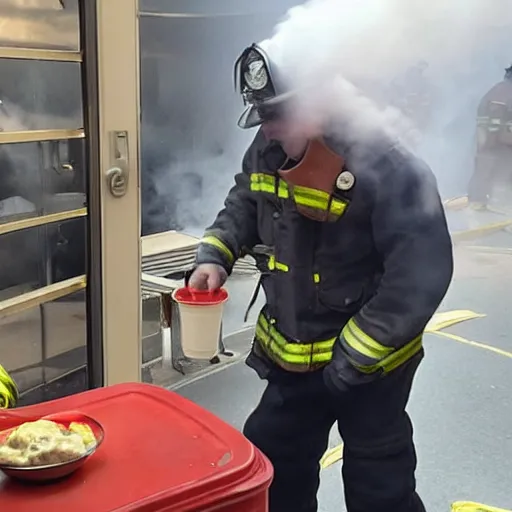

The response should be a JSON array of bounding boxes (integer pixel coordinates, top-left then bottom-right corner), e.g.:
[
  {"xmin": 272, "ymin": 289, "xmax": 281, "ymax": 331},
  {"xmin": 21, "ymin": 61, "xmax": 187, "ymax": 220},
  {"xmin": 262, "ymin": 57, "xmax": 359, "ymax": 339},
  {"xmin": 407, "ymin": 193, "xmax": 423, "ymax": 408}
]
[{"xmin": 196, "ymin": 128, "xmax": 453, "ymax": 383}]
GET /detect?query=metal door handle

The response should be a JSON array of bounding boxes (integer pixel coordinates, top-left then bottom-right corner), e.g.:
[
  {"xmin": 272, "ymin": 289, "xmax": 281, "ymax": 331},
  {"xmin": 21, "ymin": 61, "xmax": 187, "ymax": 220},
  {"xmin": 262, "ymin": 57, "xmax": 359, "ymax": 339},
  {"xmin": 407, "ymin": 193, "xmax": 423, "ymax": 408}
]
[{"xmin": 106, "ymin": 130, "xmax": 129, "ymax": 198}]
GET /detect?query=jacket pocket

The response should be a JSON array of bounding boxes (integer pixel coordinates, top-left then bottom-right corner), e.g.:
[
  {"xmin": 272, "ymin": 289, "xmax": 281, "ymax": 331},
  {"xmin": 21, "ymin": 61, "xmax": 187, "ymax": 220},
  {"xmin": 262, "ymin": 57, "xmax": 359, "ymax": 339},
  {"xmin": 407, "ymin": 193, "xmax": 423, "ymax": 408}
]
[{"xmin": 317, "ymin": 278, "xmax": 368, "ymax": 315}]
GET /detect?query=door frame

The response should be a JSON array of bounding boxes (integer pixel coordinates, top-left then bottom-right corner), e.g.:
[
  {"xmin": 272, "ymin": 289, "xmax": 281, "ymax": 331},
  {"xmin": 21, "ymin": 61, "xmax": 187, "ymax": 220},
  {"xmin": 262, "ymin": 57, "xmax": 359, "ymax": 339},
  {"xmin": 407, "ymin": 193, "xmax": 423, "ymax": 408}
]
[{"xmin": 81, "ymin": 0, "xmax": 142, "ymax": 387}]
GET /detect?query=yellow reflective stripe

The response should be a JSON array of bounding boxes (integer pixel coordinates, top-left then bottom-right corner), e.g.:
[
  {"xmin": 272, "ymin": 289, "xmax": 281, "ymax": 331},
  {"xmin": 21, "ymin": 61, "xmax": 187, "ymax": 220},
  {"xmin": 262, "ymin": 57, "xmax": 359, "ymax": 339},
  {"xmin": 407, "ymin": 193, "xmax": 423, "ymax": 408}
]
[
  {"xmin": 293, "ymin": 185, "xmax": 330, "ymax": 210},
  {"xmin": 250, "ymin": 173, "xmax": 276, "ymax": 194},
  {"xmin": 330, "ymin": 199, "xmax": 347, "ymax": 216},
  {"xmin": 352, "ymin": 335, "xmax": 423, "ymax": 375},
  {"xmin": 249, "ymin": 174, "xmax": 347, "ymax": 215},
  {"xmin": 258, "ymin": 314, "xmax": 336, "ymax": 357},
  {"xmin": 343, "ymin": 318, "xmax": 394, "ymax": 360},
  {"xmin": 0, "ymin": 381, "xmax": 11, "ymax": 408},
  {"xmin": 0, "ymin": 364, "xmax": 17, "ymax": 397},
  {"xmin": 278, "ymin": 181, "xmax": 289, "ymax": 198},
  {"xmin": 313, "ymin": 273, "xmax": 320, "ymax": 283},
  {"xmin": 256, "ymin": 313, "xmax": 420, "ymax": 373},
  {"xmin": 379, "ymin": 335, "xmax": 422, "ymax": 372},
  {"xmin": 201, "ymin": 235, "xmax": 234, "ymax": 264},
  {"xmin": 256, "ymin": 325, "xmax": 333, "ymax": 365},
  {"xmin": 268, "ymin": 255, "xmax": 289, "ymax": 272},
  {"xmin": 0, "ymin": 364, "xmax": 17, "ymax": 409}
]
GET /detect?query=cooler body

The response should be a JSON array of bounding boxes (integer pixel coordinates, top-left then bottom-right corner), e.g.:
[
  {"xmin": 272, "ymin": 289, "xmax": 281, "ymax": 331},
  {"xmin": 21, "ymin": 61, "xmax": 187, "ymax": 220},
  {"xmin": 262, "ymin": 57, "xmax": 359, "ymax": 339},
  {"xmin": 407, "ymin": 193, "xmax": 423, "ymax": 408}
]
[{"xmin": 0, "ymin": 383, "xmax": 273, "ymax": 512}]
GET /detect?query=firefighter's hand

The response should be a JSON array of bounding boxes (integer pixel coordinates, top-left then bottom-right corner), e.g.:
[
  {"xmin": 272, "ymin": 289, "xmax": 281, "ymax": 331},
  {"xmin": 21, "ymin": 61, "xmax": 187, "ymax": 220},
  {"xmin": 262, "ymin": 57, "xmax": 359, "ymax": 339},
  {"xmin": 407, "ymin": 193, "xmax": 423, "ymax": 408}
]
[
  {"xmin": 323, "ymin": 340, "xmax": 379, "ymax": 396},
  {"xmin": 188, "ymin": 264, "xmax": 228, "ymax": 291}
]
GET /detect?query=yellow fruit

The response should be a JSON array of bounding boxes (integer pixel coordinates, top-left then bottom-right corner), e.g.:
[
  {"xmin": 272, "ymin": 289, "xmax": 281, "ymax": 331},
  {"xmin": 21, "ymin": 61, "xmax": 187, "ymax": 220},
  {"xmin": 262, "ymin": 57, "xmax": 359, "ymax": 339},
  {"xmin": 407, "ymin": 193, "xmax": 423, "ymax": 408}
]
[{"xmin": 69, "ymin": 422, "xmax": 96, "ymax": 448}]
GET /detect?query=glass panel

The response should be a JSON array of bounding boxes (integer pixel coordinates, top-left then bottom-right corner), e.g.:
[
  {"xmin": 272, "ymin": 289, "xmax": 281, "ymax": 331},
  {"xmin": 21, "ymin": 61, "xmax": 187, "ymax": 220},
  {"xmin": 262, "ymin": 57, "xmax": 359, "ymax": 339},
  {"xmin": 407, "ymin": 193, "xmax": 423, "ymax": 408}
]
[
  {"xmin": 0, "ymin": 59, "xmax": 83, "ymax": 131},
  {"xmin": 1, "ymin": 288, "xmax": 87, "ymax": 405},
  {"xmin": 0, "ymin": 217, "xmax": 86, "ymax": 301},
  {"xmin": 0, "ymin": 0, "xmax": 79, "ymax": 51},
  {"xmin": 0, "ymin": 139, "xmax": 86, "ymax": 226}
]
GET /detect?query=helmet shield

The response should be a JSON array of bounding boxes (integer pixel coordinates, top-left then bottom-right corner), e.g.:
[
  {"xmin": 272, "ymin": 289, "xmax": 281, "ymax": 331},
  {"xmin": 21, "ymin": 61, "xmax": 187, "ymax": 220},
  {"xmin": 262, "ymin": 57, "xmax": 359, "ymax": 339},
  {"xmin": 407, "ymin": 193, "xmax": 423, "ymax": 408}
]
[{"xmin": 234, "ymin": 43, "xmax": 288, "ymax": 129}]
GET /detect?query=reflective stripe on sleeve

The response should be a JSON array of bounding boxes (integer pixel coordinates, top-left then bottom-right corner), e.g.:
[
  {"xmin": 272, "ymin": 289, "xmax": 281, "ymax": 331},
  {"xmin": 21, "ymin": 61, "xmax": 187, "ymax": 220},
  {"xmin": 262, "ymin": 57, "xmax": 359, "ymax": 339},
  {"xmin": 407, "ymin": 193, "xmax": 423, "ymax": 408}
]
[
  {"xmin": 200, "ymin": 235, "xmax": 235, "ymax": 264},
  {"xmin": 341, "ymin": 318, "xmax": 423, "ymax": 375}
]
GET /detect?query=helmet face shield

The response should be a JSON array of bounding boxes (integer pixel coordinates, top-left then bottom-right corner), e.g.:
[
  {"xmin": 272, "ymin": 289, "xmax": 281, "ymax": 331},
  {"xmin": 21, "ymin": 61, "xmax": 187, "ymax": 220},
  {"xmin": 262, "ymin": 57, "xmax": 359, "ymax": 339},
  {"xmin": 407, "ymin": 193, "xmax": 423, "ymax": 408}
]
[
  {"xmin": 234, "ymin": 43, "xmax": 286, "ymax": 129},
  {"xmin": 237, "ymin": 101, "xmax": 284, "ymax": 129}
]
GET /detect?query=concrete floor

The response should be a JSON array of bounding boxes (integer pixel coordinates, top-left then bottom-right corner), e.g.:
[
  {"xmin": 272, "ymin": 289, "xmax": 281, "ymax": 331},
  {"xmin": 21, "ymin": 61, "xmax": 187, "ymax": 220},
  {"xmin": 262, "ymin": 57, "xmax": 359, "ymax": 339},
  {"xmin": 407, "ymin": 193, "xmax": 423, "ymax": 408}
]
[{"xmin": 175, "ymin": 213, "xmax": 512, "ymax": 512}]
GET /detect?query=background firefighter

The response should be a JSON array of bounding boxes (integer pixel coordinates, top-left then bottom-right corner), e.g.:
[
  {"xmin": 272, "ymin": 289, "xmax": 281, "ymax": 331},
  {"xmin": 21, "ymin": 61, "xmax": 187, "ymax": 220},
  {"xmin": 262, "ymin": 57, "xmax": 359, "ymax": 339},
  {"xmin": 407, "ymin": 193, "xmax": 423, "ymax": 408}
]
[
  {"xmin": 188, "ymin": 42, "xmax": 453, "ymax": 512},
  {"xmin": 468, "ymin": 64, "xmax": 512, "ymax": 209}
]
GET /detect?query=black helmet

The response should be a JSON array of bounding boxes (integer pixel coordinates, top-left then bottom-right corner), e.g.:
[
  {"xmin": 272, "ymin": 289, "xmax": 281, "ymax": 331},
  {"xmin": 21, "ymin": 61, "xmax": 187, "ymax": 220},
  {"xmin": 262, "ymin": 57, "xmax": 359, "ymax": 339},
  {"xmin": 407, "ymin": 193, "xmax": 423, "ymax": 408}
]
[{"xmin": 234, "ymin": 42, "xmax": 291, "ymax": 129}]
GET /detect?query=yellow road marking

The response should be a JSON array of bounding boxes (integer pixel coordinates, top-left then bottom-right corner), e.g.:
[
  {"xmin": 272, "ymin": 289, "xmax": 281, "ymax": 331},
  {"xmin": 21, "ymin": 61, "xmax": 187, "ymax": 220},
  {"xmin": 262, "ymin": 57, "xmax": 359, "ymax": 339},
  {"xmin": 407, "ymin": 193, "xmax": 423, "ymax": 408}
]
[
  {"xmin": 431, "ymin": 331, "xmax": 512, "ymax": 359},
  {"xmin": 451, "ymin": 220, "xmax": 512, "ymax": 243},
  {"xmin": 452, "ymin": 501, "xmax": 512, "ymax": 512}
]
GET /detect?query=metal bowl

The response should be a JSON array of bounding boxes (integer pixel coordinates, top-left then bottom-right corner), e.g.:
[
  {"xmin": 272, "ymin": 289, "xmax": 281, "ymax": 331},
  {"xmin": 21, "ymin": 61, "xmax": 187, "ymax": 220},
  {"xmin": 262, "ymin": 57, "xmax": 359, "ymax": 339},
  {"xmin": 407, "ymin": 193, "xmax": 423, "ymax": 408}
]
[{"xmin": 0, "ymin": 415, "xmax": 105, "ymax": 483}]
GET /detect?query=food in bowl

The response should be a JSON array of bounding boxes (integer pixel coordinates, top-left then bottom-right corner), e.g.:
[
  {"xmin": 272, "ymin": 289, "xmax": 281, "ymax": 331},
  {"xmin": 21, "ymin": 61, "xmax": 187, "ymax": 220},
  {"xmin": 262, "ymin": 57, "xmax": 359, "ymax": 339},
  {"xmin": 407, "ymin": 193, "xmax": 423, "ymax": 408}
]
[{"xmin": 0, "ymin": 419, "xmax": 97, "ymax": 467}]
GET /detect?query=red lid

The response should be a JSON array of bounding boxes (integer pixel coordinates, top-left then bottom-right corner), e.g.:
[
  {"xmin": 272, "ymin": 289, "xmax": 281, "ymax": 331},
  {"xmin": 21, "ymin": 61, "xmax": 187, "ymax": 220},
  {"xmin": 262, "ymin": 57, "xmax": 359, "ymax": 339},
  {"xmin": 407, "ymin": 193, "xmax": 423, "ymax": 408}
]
[
  {"xmin": 173, "ymin": 287, "xmax": 228, "ymax": 306},
  {"xmin": 0, "ymin": 383, "xmax": 271, "ymax": 512}
]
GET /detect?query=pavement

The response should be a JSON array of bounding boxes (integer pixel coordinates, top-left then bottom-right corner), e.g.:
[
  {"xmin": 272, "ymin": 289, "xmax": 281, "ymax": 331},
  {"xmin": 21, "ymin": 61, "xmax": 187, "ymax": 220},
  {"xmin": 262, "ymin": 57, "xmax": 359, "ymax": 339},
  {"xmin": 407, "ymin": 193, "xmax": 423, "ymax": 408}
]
[{"xmin": 175, "ymin": 206, "xmax": 512, "ymax": 512}]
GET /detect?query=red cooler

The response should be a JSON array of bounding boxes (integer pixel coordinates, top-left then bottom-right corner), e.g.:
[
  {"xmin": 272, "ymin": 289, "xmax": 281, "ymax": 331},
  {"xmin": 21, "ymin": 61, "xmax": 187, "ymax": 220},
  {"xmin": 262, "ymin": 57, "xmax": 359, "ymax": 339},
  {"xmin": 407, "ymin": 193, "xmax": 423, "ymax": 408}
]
[{"xmin": 0, "ymin": 383, "xmax": 273, "ymax": 511}]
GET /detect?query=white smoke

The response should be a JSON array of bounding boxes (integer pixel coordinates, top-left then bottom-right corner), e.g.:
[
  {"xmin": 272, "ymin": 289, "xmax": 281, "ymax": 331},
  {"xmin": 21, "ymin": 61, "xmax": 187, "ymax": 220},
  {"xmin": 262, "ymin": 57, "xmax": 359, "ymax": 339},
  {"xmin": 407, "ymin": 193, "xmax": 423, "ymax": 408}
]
[{"xmin": 260, "ymin": 0, "xmax": 512, "ymax": 149}]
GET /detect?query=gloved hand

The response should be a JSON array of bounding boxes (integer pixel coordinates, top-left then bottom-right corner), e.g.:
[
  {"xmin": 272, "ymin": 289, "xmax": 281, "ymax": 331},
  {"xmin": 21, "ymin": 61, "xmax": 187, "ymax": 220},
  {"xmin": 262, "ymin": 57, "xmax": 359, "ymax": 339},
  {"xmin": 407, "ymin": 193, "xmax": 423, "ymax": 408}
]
[
  {"xmin": 188, "ymin": 263, "xmax": 228, "ymax": 291},
  {"xmin": 323, "ymin": 340, "xmax": 380, "ymax": 397}
]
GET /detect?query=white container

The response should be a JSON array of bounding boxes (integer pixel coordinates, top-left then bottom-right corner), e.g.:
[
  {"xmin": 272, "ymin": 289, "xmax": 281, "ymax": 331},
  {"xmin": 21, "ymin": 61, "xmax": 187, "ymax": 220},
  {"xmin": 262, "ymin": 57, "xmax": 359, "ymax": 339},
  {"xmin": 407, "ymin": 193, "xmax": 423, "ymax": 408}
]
[{"xmin": 172, "ymin": 287, "xmax": 228, "ymax": 360}]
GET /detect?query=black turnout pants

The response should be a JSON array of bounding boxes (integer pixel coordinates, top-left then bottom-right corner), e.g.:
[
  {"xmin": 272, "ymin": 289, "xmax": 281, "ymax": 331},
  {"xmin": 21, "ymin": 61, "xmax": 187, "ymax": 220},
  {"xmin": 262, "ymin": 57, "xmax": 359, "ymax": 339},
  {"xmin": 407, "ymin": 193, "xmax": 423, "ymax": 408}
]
[{"xmin": 243, "ymin": 356, "xmax": 425, "ymax": 512}]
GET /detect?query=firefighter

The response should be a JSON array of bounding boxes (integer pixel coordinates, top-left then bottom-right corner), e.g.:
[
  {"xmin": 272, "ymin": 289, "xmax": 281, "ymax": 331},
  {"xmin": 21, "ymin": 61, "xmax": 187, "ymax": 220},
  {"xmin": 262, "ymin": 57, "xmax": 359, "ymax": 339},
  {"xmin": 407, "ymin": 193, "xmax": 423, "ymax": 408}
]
[
  {"xmin": 188, "ymin": 42, "xmax": 453, "ymax": 512},
  {"xmin": 468, "ymin": 64, "xmax": 512, "ymax": 209},
  {"xmin": 0, "ymin": 364, "xmax": 18, "ymax": 409}
]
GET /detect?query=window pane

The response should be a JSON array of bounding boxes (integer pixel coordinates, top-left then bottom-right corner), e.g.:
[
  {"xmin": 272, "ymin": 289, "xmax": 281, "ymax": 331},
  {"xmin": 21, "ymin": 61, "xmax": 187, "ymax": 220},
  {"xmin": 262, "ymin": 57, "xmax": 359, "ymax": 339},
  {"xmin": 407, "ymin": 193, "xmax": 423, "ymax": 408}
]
[
  {"xmin": 0, "ymin": 0, "xmax": 79, "ymax": 51},
  {"xmin": 0, "ymin": 217, "xmax": 86, "ymax": 300},
  {"xmin": 0, "ymin": 59, "xmax": 83, "ymax": 131},
  {"xmin": 0, "ymin": 288, "xmax": 87, "ymax": 405},
  {"xmin": 0, "ymin": 139, "xmax": 86, "ymax": 227}
]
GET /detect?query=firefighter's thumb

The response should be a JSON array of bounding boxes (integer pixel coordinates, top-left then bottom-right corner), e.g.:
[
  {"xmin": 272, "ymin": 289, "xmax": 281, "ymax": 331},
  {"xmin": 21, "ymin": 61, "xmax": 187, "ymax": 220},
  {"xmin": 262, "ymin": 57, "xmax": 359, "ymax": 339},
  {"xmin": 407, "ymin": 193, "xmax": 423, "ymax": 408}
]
[{"xmin": 188, "ymin": 264, "xmax": 227, "ymax": 291}]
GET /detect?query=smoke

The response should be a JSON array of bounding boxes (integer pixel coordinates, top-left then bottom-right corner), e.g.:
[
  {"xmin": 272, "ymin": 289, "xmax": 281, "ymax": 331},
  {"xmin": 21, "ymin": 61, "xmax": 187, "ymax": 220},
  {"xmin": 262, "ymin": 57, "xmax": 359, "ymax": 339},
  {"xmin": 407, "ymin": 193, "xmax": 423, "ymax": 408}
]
[
  {"xmin": 140, "ymin": 1, "xmax": 511, "ymax": 233},
  {"xmin": 259, "ymin": 0, "xmax": 512, "ymax": 184}
]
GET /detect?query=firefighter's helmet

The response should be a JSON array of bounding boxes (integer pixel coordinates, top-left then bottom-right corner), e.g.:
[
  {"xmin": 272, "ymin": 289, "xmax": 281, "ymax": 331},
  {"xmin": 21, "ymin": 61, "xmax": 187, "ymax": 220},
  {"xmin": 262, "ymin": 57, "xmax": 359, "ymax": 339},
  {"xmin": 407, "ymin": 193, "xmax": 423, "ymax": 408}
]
[
  {"xmin": 0, "ymin": 363, "xmax": 18, "ymax": 409},
  {"xmin": 234, "ymin": 42, "xmax": 292, "ymax": 129}
]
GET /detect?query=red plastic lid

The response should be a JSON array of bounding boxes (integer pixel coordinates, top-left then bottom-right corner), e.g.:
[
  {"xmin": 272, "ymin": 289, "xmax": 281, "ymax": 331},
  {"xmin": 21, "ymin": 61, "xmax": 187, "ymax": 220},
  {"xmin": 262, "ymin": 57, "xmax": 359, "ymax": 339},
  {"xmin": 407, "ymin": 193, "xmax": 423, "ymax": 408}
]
[
  {"xmin": 0, "ymin": 383, "xmax": 272, "ymax": 512},
  {"xmin": 173, "ymin": 287, "xmax": 228, "ymax": 306}
]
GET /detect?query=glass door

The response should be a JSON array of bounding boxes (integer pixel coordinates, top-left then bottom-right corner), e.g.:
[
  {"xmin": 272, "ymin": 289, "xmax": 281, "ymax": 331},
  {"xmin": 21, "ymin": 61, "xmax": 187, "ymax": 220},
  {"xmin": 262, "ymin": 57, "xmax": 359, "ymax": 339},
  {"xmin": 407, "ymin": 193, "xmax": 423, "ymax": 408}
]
[{"xmin": 0, "ymin": 0, "xmax": 141, "ymax": 407}]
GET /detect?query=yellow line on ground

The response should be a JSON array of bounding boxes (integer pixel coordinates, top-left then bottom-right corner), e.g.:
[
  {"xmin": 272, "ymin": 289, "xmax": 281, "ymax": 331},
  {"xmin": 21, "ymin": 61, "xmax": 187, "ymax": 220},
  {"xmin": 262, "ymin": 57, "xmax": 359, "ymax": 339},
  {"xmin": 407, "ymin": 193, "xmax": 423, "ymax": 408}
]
[
  {"xmin": 432, "ymin": 331, "xmax": 512, "ymax": 359},
  {"xmin": 462, "ymin": 246, "xmax": 512, "ymax": 255},
  {"xmin": 452, "ymin": 501, "xmax": 512, "ymax": 512},
  {"xmin": 451, "ymin": 220, "xmax": 512, "ymax": 243}
]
